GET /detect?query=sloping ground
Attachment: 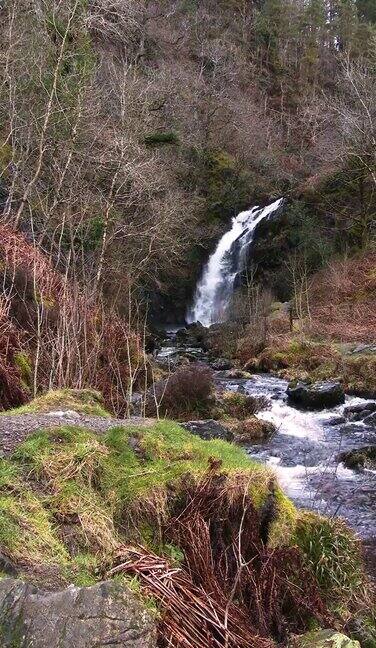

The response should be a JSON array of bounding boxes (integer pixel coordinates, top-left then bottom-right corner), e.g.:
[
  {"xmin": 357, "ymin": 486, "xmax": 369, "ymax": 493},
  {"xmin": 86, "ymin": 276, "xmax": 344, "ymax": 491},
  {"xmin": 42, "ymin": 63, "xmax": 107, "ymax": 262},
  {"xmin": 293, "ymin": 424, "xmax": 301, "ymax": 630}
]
[
  {"xmin": 0, "ymin": 388, "xmax": 373, "ymax": 646},
  {"xmin": 308, "ymin": 253, "xmax": 376, "ymax": 342}
]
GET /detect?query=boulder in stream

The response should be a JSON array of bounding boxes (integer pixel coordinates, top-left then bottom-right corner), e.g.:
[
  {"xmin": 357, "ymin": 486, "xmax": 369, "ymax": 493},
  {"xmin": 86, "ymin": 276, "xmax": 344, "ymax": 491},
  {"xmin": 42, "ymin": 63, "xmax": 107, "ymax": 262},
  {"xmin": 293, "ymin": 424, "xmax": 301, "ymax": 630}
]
[
  {"xmin": 344, "ymin": 402, "xmax": 376, "ymax": 422},
  {"xmin": 182, "ymin": 419, "xmax": 234, "ymax": 442},
  {"xmin": 234, "ymin": 417, "xmax": 276, "ymax": 444},
  {"xmin": 339, "ymin": 446, "xmax": 376, "ymax": 471},
  {"xmin": 0, "ymin": 579, "xmax": 157, "ymax": 648},
  {"xmin": 210, "ymin": 357, "xmax": 233, "ymax": 371},
  {"xmin": 364, "ymin": 411, "xmax": 376, "ymax": 427},
  {"xmin": 287, "ymin": 380, "xmax": 345, "ymax": 410}
]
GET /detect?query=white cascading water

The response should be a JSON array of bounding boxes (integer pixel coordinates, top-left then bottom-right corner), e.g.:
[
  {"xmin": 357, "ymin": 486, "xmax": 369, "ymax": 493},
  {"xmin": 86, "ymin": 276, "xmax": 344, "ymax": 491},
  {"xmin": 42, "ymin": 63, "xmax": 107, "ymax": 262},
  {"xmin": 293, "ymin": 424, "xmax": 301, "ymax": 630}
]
[{"xmin": 187, "ymin": 197, "xmax": 284, "ymax": 326}]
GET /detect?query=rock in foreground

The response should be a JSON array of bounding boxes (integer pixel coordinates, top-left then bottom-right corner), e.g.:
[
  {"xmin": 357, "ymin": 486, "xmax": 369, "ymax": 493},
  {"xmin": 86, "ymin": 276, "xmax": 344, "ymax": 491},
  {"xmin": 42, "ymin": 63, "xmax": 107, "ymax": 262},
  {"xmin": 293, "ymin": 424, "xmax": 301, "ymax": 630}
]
[
  {"xmin": 0, "ymin": 579, "xmax": 156, "ymax": 648},
  {"xmin": 287, "ymin": 380, "xmax": 345, "ymax": 410}
]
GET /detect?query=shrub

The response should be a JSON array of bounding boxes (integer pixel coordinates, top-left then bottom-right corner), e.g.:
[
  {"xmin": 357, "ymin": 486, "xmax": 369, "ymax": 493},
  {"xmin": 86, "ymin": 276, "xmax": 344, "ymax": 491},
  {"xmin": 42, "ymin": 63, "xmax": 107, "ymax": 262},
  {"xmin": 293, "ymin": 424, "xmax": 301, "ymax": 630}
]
[
  {"xmin": 0, "ymin": 309, "xmax": 28, "ymax": 410},
  {"xmin": 342, "ymin": 355, "xmax": 376, "ymax": 397},
  {"xmin": 145, "ymin": 364, "xmax": 214, "ymax": 420},
  {"xmin": 221, "ymin": 391, "xmax": 269, "ymax": 420},
  {"xmin": 0, "ymin": 224, "xmax": 143, "ymax": 415}
]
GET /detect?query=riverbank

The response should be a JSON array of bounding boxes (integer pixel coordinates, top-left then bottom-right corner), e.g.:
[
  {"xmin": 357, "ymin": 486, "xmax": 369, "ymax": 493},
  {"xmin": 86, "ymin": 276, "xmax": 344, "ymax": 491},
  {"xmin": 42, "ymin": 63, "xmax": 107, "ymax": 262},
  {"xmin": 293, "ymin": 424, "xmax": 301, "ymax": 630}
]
[{"xmin": 0, "ymin": 387, "xmax": 374, "ymax": 647}]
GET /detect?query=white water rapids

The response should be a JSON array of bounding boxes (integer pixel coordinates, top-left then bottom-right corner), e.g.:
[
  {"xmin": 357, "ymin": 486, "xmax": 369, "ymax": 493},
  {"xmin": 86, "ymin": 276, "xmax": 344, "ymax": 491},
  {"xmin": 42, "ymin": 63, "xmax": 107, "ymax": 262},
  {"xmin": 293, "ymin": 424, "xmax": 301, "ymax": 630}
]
[{"xmin": 187, "ymin": 198, "xmax": 284, "ymax": 326}]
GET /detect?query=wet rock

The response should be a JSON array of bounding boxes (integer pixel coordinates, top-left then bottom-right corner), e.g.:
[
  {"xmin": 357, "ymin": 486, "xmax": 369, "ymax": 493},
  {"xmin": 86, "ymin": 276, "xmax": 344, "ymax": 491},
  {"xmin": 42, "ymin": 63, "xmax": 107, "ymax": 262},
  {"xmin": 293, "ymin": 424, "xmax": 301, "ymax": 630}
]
[
  {"xmin": 210, "ymin": 358, "xmax": 233, "ymax": 371},
  {"xmin": 184, "ymin": 322, "xmax": 208, "ymax": 348},
  {"xmin": 324, "ymin": 415, "xmax": 346, "ymax": 426},
  {"xmin": 293, "ymin": 629, "xmax": 360, "ymax": 648},
  {"xmin": 234, "ymin": 417, "xmax": 276, "ymax": 444},
  {"xmin": 287, "ymin": 380, "xmax": 345, "ymax": 410},
  {"xmin": 364, "ymin": 411, "xmax": 376, "ymax": 427},
  {"xmin": 345, "ymin": 402, "xmax": 376, "ymax": 415},
  {"xmin": 339, "ymin": 446, "xmax": 376, "ymax": 471},
  {"xmin": 344, "ymin": 402, "xmax": 376, "ymax": 422},
  {"xmin": 0, "ymin": 579, "xmax": 157, "ymax": 648},
  {"xmin": 226, "ymin": 369, "xmax": 253, "ymax": 379},
  {"xmin": 182, "ymin": 419, "xmax": 234, "ymax": 442},
  {"xmin": 175, "ymin": 327, "xmax": 189, "ymax": 342}
]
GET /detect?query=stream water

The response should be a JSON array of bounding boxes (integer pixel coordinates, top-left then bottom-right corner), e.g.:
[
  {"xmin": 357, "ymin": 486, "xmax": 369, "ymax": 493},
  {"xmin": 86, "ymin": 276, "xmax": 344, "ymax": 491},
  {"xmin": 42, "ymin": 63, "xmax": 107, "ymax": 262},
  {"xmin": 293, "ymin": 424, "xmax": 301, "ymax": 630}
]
[
  {"xmin": 156, "ymin": 339, "xmax": 376, "ymax": 556},
  {"xmin": 170, "ymin": 196, "xmax": 376, "ymax": 561},
  {"xmin": 220, "ymin": 372, "xmax": 376, "ymax": 540}
]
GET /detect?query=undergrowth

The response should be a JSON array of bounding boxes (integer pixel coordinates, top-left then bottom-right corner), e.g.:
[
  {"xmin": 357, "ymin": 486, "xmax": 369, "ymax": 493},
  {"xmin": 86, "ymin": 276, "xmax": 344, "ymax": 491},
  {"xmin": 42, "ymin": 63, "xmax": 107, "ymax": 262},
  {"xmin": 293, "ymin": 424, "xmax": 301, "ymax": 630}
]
[
  {"xmin": 0, "ymin": 420, "xmax": 370, "ymax": 645},
  {"xmin": 244, "ymin": 335, "xmax": 376, "ymax": 396}
]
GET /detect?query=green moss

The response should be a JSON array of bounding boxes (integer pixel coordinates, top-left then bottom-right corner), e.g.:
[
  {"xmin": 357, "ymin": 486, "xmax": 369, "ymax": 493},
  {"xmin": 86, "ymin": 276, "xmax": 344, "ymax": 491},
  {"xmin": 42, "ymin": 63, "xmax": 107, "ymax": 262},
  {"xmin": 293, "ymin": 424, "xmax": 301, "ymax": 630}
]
[
  {"xmin": 101, "ymin": 421, "xmax": 271, "ymax": 509},
  {"xmin": 268, "ymin": 488, "xmax": 297, "ymax": 547},
  {"xmin": 64, "ymin": 552, "xmax": 100, "ymax": 587},
  {"xmin": 0, "ymin": 458, "xmax": 68, "ymax": 565},
  {"xmin": 14, "ymin": 353, "xmax": 32, "ymax": 391},
  {"xmin": 7, "ymin": 388, "xmax": 111, "ymax": 417},
  {"xmin": 2, "ymin": 418, "xmax": 367, "ymax": 620},
  {"xmin": 3, "ymin": 421, "xmax": 272, "ymax": 569},
  {"xmin": 144, "ymin": 131, "xmax": 179, "ymax": 146},
  {"xmin": 116, "ymin": 575, "xmax": 160, "ymax": 618}
]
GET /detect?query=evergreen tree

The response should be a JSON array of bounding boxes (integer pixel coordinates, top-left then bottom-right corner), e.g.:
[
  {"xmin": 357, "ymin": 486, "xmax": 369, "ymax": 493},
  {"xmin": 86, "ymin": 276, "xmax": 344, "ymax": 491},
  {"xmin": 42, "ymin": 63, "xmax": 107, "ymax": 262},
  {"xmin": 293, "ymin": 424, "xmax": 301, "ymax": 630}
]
[{"xmin": 356, "ymin": 0, "xmax": 376, "ymax": 24}]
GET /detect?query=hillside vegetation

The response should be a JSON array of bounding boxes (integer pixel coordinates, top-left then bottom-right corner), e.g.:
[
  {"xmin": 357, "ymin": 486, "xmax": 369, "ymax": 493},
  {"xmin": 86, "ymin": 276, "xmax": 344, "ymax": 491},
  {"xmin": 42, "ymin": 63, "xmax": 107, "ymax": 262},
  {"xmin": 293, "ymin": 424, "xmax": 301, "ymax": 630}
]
[
  {"xmin": 0, "ymin": 416, "xmax": 372, "ymax": 646},
  {"xmin": 0, "ymin": 0, "xmax": 375, "ymax": 325}
]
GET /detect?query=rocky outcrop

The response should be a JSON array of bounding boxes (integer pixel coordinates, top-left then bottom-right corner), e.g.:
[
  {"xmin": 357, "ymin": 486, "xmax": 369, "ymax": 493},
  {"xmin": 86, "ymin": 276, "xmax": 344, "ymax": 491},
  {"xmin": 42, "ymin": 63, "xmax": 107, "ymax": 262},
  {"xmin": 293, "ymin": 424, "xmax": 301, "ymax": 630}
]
[
  {"xmin": 294, "ymin": 630, "xmax": 360, "ymax": 648},
  {"xmin": 182, "ymin": 419, "xmax": 234, "ymax": 441},
  {"xmin": 0, "ymin": 579, "xmax": 157, "ymax": 648},
  {"xmin": 287, "ymin": 380, "xmax": 345, "ymax": 410}
]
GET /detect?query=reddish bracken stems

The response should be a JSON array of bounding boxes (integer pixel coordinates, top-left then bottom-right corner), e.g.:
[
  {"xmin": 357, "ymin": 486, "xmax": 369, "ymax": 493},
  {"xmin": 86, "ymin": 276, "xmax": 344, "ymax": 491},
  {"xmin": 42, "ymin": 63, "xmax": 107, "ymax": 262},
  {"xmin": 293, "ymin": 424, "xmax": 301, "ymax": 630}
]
[
  {"xmin": 0, "ymin": 224, "xmax": 143, "ymax": 414},
  {"xmin": 109, "ymin": 469, "xmax": 331, "ymax": 648}
]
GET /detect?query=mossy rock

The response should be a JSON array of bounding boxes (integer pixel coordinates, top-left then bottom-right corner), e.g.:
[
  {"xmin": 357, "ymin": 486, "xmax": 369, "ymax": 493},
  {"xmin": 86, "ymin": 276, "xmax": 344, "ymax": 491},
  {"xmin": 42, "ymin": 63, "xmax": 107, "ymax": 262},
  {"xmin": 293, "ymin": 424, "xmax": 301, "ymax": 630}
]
[
  {"xmin": 0, "ymin": 421, "xmax": 279, "ymax": 577},
  {"xmin": 234, "ymin": 417, "xmax": 276, "ymax": 443},
  {"xmin": 14, "ymin": 353, "xmax": 32, "ymax": 391},
  {"xmin": 294, "ymin": 629, "xmax": 360, "ymax": 647}
]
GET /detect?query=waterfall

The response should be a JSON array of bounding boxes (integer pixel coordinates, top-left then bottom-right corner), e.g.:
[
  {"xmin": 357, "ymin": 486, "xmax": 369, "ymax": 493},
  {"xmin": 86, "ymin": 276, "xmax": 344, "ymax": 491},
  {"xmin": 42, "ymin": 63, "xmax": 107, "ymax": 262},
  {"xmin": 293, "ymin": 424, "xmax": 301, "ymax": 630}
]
[{"xmin": 187, "ymin": 198, "xmax": 284, "ymax": 327}]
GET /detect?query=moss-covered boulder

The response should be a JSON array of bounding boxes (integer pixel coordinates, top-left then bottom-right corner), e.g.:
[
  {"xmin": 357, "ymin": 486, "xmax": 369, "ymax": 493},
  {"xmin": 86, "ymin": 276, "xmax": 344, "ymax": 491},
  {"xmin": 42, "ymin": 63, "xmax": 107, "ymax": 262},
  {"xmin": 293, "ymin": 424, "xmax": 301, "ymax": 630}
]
[
  {"xmin": 0, "ymin": 420, "xmax": 371, "ymax": 646},
  {"xmin": 339, "ymin": 446, "xmax": 376, "ymax": 471},
  {"xmin": 234, "ymin": 417, "xmax": 276, "ymax": 443},
  {"xmin": 7, "ymin": 388, "xmax": 110, "ymax": 417},
  {"xmin": 294, "ymin": 629, "xmax": 360, "ymax": 648}
]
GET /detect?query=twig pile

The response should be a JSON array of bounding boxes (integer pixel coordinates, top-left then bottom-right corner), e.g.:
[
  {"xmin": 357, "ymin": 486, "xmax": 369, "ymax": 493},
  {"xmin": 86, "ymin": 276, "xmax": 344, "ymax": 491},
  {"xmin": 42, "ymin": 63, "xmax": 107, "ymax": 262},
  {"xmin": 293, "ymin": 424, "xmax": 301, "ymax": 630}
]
[
  {"xmin": 109, "ymin": 546, "xmax": 273, "ymax": 648},
  {"xmin": 109, "ymin": 469, "xmax": 331, "ymax": 647}
]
